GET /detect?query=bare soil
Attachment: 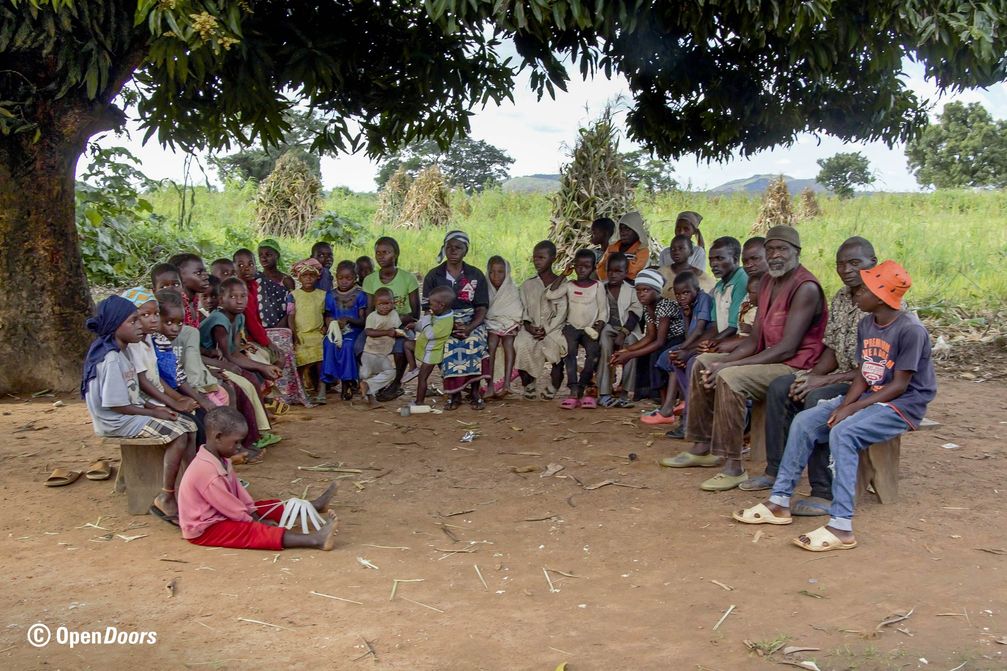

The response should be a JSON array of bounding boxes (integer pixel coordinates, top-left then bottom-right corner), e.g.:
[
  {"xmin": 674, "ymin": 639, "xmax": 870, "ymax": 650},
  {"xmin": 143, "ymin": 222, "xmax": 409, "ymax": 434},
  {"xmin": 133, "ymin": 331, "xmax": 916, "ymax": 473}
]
[{"xmin": 1, "ymin": 370, "xmax": 1006, "ymax": 670}]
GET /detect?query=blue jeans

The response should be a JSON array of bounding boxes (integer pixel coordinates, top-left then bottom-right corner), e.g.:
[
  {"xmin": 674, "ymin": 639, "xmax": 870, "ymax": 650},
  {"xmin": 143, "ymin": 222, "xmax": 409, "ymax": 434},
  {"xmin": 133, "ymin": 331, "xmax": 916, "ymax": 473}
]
[{"xmin": 769, "ymin": 396, "xmax": 907, "ymax": 531}]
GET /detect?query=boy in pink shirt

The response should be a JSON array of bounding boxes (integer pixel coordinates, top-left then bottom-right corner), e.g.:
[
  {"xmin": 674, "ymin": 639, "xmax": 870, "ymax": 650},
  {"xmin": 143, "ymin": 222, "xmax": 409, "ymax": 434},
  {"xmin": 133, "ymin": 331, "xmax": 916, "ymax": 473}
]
[{"xmin": 179, "ymin": 407, "xmax": 338, "ymax": 551}]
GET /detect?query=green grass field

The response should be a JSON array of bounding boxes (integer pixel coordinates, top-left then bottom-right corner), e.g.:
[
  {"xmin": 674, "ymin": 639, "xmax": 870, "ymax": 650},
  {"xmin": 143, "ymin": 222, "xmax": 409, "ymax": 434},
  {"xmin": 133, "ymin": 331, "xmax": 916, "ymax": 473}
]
[{"xmin": 145, "ymin": 186, "xmax": 1007, "ymax": 313}]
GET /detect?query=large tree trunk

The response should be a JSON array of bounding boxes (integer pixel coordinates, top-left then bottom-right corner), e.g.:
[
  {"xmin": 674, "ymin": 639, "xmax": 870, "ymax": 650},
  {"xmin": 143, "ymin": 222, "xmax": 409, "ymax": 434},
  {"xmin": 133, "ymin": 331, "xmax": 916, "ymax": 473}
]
[{"xmin": 0, "ymin": 109, "xmax": 106, "ymax": 394}]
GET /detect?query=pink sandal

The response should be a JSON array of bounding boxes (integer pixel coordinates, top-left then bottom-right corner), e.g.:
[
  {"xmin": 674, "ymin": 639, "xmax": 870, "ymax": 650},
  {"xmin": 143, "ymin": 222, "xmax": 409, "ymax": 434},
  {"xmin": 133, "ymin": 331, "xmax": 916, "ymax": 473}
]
[
  {"xmin": 560, "ymin": 397, "xmax": 581, "ymax": 410},
  {"xmin": 580, "ymin": 396, "xmax": 598, "ymax": 409}
]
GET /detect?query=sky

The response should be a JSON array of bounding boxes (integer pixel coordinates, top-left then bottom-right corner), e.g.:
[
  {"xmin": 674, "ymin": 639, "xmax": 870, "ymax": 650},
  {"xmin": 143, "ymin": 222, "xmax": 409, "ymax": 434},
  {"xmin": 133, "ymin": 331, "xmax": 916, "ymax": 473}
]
[{"xmin": 82, "ymin": 52, "xmax": 1007, "ymax": 194}]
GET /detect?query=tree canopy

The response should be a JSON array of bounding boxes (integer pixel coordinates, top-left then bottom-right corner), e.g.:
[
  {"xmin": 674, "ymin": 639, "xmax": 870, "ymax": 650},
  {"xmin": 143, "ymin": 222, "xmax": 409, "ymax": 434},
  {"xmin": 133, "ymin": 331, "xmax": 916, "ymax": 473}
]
[
  {"xmin": 376, "ymin": 138, "xmax": 514, "ymax": 192},
  {"xmin": 816, "ymin": 152, "xmax": 875, "ymax": 199},
  {"xmin": 3, "ymin": 0, "xmax": 1007, "ymax": 394},
  {"xmin": 621, "ymin": 150, "xmax": 677, "ymax": 193},
  {"xmin": 906, "ymin": 102, "xmax": 1007, "ymax": 189},
  {"xmin": 210, "ymin": 110, "xmax": 329, "ymax": 182}
]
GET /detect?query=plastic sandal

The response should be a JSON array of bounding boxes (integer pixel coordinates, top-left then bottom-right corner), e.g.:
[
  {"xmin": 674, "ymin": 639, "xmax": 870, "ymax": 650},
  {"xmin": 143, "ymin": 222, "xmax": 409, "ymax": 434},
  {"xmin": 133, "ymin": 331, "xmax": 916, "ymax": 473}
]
[
  {"xmin": 598, "ymin": 395, "xmax": 618, "ymax": 408},
  {"xmin": 732, "ymin": 502, "xmax": 793, "ymax": 525},
  {"xmin": 560, "ymin": 397, "xmax": 580, "ymax": 409},
  {"xmin": 580, "ymin": 396, "xmax": 598, "ymax": 409},
  {"xmin": 613, "ymin": 398, "xmax": 636, "ymax": 409},
  {"xmin": 793, "ymin": 526, "xmax": 858, "ymax": 552}
]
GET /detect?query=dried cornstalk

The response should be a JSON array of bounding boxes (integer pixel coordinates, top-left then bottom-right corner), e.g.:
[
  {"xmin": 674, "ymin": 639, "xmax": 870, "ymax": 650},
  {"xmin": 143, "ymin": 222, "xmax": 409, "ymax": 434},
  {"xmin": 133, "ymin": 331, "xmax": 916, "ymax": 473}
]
[
  {"xmin": 397, "ymin": 164, "xmax": 451, "ymax": 229},
  {"xmin": 751, "ymin": 175, "xmax": 796, "ymax": 235},
  {"xmin": 374, "ymin": 165, "xmax": 412, "ymax": 228}
]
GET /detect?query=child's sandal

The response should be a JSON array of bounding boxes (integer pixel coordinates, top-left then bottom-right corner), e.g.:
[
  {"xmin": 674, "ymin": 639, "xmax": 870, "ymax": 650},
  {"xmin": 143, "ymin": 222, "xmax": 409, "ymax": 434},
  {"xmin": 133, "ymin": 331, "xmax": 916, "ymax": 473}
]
[{"xmin": 560, "ymin": 397, "xmax": 580, "ymax": 410}]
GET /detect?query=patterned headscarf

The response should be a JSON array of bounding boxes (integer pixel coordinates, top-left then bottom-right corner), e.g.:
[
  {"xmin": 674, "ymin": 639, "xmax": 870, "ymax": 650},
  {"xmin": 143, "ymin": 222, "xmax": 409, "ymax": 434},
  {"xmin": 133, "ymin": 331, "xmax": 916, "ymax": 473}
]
[
  {"xmin": 437, "ymin": 230, "xmax": 470, "ymax": 263},
  {"xmin": 120, "ymin": 286, "xmax": 156, "ymax": 307},
  {"xmin": 292, "ymin": 258, "xmax": 322, "ymax": 278}
]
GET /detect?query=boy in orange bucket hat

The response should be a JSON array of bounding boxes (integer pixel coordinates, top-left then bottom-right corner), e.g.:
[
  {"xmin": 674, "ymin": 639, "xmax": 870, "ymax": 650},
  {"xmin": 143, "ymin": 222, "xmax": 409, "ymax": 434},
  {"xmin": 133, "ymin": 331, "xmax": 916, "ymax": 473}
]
[{"xmin": 732, "ymin": 260, "xmax": 936, "ymax": 552}]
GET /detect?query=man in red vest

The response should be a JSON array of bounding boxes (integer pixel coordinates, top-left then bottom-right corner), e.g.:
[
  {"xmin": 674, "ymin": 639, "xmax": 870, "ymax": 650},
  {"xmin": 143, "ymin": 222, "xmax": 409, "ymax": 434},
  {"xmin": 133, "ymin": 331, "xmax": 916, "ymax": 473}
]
[{"xmin": 662, "ymin": 226, "xmax": 827, "ymax": 491}]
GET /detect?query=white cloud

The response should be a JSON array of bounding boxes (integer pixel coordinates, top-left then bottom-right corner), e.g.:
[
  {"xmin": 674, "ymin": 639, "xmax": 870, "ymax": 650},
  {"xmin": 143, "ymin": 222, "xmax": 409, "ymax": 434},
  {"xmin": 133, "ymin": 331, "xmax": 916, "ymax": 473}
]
[{"xmin": 82, "ymin": 54, "xmax": 1007, "ymax": 194}]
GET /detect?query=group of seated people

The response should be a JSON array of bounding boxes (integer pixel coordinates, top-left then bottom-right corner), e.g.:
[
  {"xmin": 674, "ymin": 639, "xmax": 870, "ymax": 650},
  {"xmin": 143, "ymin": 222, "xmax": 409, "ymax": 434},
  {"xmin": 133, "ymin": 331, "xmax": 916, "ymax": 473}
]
[{"xmin": 79, "ymin": 210, "xmax": 936, "ymax": 555}]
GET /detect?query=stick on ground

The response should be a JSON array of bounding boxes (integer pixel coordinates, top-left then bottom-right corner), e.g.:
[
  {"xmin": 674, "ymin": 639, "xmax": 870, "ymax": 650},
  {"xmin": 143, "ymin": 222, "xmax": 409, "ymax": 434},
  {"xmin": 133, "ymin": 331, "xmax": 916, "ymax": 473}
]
[
  {"xmin": 712, "ymin": 604, "xmax": 736, "ymax": 631},
  {"xmin": 474, "ymin": 564, "xmax": 489, "ymax": 591}
]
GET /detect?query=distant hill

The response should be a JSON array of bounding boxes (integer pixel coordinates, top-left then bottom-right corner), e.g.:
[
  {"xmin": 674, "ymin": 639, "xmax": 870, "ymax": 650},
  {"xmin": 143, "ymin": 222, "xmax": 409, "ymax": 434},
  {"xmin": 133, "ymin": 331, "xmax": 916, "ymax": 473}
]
[
  {"xmin": 710, "ymin": 174, "xmax": 827, "ymax": 194},
  {"xmin": 502, "ymin": 174, "xmax": 561, "ymax": 194}
]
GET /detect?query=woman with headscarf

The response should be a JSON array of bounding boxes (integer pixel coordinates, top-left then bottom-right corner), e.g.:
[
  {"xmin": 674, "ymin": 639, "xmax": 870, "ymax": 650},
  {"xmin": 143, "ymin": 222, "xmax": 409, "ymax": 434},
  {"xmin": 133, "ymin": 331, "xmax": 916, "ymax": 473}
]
[
  {"xmin": 421, "ymin": 230, "xmax": 491, "ymax": 410},
  {"xmin": 598, "ymin": 211, "xmax": 651, "ymax": 281}
]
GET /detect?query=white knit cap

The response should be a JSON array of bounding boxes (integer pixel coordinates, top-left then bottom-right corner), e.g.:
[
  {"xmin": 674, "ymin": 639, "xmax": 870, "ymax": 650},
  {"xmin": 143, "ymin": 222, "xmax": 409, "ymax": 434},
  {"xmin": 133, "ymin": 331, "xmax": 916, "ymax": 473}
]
[{"xmin": 635, "ymin": 268, "xmax": 665, "ymax": 292}]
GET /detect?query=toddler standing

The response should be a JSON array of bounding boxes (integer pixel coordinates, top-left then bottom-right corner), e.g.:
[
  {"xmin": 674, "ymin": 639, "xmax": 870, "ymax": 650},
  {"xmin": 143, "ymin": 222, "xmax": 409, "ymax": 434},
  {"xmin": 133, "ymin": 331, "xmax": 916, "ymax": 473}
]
[
  {"xmin": 323, "ymin": 260, "xmax": 368, "ymax": 400},
  {"xmin": 485, "ymin": 256, "xmax": 523, "ymax": 398},
  {"xmin": 360, "ymin": 288, "xmax": 401, "ymax": 407},
  {"xmin": 413, "ymin": 286, "xmax": 456, "ymax": 405},
  {"xmin": 288, "ymin": 258, "xmax": 327, "ymax": 404}
]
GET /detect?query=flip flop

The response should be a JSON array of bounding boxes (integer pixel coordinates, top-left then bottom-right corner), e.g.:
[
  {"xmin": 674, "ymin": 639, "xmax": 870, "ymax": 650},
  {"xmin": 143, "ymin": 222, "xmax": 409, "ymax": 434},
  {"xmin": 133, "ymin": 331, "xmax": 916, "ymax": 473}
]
[
  {"xmin": 659, "ymin": 451, "xmax": 720, "ymax": 468},
  {"xmin": 84, "ymin": 460, "xmax": 112, "ymax": 481},
  {"xmin": 266, "ymin": 399, "xmax": 290, "ymax": 415},
  {"xmin": 523, "ymin": 384, "xmax": 538, "ymax": 400},
  {"xmin": 541, "ymin": 384, "xmax": 557, "ymax": 401},
  {"xmin": 254, "ymin": 432, "xmax": 282, "ymax": 449},
  {"xmin": 560, "ymin": 397, "xmax": 580, "ymax": 410},
  {"xmin": 793, "ymin": 526, "xmax": 858, "ymax": 552},
  {"xmin": 45, "ymin": 468, "xmax": 81, "ymax": 487},
  {"xmin": 598, "ymin": 395, "xmax": 618, "ymax": 408},
  {"xmin": 149, "ymin": 505, "xmax": 180, "ymax": 527},
  {"xmin": 792, "ymin": 496, "xmax": 832, "ymax": 517},
  {"xmin": 732, "ymin": 502, "xmax": 793, "ymax": 525}
]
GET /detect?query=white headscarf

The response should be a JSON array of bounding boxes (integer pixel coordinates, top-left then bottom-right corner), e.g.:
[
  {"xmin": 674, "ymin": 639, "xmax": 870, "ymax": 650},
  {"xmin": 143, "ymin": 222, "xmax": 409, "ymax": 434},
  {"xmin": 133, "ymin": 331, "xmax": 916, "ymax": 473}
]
[{"xmin": 486, "ymin": 259, "xmax": 523, "ymax": 333}]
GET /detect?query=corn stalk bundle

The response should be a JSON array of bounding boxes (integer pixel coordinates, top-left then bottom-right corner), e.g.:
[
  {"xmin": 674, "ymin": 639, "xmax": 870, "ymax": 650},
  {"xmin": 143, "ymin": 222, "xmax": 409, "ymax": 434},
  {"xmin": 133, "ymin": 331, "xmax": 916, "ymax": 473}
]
[
  {"xmin": 549, "ymin": 113, "xmax": 651, "ymax": 272},
  {"xmin": 254, "ymin": 152, "xmax": 322, "ymax": 238},
  {"xmin": 797, "ymin": 187, "xmax": 822, "ymax": 220},
  {"xmin": 751, "ymin": 175, "xmax": 796, "ymax": 235},
  {"xmin": 397, "ymin": 164, "xmax": 451, "ymax": 229},
  {"xmin": 374, "ymin": 165, "xmax": 412, "ymax": 229}
]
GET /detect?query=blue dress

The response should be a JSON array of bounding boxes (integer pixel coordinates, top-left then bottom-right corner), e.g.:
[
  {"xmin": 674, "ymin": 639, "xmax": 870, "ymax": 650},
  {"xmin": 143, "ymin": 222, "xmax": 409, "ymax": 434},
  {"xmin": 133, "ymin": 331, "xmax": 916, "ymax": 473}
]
[{"xmin": 322, "ymin": 288, "xmax": 367, "ymax": 383}]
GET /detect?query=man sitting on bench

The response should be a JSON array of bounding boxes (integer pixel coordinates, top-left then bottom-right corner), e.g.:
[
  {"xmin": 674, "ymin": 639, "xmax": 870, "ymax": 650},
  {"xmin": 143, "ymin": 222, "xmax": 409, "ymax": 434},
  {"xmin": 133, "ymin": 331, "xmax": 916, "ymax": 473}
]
[
  {"xmin": 733, "ymin": 260, "xmax": 936, "ymax": 552},
  {"xmin": 739, "ymin": 237, "xmax": 879, "ymax": 515}
]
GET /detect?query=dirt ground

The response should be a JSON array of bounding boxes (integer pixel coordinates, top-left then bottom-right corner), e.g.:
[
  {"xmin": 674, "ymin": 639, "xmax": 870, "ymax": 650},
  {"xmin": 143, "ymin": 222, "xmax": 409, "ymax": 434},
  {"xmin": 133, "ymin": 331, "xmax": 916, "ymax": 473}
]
[{"xmin": 1, "ymin": 361, "xmax": 1006, "ymax": 670}]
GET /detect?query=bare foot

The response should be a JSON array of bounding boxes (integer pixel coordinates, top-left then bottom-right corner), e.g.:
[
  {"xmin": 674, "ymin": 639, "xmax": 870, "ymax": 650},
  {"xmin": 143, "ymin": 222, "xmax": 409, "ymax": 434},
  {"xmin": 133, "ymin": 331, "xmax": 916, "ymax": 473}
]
[
  {"xmin": 317, "ymin": 512, "xmax": 339, "ymax": 551},
  {"xmin": 366, "ymin": 396, "xmax": 384, "ymax": 410},
  {"xmin": 311, "ymin": 483, "xmax": 338, "ymax": 513}
]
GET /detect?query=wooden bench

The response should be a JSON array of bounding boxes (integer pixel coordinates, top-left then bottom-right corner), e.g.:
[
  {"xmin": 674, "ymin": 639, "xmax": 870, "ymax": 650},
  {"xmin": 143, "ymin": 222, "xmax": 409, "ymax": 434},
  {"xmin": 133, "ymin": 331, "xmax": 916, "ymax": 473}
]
[
  {"xmin": 103, "ymin": 435, "xmax": 173, "ymax": 515},
  {"xmin": 746, "ymin": 401, "xmax": 940, "ymax": 505}
]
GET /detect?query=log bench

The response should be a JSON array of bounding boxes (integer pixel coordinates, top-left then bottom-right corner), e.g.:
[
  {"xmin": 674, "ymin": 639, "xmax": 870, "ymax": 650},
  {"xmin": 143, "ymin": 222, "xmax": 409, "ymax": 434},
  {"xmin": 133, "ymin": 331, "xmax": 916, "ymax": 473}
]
[
  {"xmin": 746, "ymin": 401, "xmax": 940, "ymax": 504},
  {"xmin": 103, "ymin": 435, "xmax": 173, "ymax": 515}
]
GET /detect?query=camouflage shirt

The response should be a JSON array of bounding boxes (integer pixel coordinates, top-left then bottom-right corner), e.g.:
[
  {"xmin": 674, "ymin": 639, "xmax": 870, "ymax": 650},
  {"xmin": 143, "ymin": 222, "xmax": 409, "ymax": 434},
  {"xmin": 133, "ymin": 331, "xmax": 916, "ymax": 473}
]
[{"xmin": 823, "ymin": 286, "xmax": 868, "ymax": 372}]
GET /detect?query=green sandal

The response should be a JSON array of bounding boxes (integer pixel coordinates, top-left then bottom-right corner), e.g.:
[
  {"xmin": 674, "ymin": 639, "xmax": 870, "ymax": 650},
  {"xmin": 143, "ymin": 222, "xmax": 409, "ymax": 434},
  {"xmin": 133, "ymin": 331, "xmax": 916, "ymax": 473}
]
[{"xmin": 659, "ymin": 451, "xmax": 721, "ymax": 468}]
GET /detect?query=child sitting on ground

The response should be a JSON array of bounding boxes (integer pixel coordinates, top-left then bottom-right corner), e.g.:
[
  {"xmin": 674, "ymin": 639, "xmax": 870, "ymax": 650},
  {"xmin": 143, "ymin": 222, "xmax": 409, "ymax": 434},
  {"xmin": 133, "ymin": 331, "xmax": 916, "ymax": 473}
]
[
  {"xmin": 323, "ymin": 260, "xmax": 368, "ymax": 400},
  {"xmin": 413, "ymin": 286, "xmax": 456, "ymax": 406},
  {"xmin": 597, "ymin": 253, "xmax": 642, "ymax": 408},
  {"xmin": 548, "ymin": 249, "xmax": 609, "ymax": 409},
  {"xmin": 82, "ymin": 295, "xmax": 197, "ymax": 525},
  {"xmin": 645, "ymin": 271, "xmax": 713, "ymax": 433},
  {"xmin": 360, "ymin": 287, "xmax": 401, "ymax": 407},
  {"xmin": 179, "ymin": 407, "xmax": 339, "ymax": 551},
  {"xmin": 288, "ymin": 258, "xmax": 327, "ymax": 404},
  {"xmin": 485, "ymin": 256, "xmax": 523, "ymax": 399},
  {"xmin": 733, "ymin": 261, "xmax": 936, "ymax": 552}
]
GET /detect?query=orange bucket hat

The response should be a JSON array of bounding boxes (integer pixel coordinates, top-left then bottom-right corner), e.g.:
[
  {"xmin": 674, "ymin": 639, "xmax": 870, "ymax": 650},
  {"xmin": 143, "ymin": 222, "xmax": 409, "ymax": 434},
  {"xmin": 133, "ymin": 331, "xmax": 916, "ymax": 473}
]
[{"xmin": 860, "ymin": 260, "xmax": 911, "ymax": 309}]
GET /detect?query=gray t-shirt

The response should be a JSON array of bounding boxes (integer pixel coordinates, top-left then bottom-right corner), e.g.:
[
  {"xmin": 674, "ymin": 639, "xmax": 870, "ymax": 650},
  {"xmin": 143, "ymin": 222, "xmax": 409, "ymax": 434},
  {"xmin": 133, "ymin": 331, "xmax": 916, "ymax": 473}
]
[
  {"xmin": 85, "ymin": 350, "xmax": 151, "ymax": 437},
  {"xmin": 856, "ymin": 312, "xmax": 936, "ymax": 429}
]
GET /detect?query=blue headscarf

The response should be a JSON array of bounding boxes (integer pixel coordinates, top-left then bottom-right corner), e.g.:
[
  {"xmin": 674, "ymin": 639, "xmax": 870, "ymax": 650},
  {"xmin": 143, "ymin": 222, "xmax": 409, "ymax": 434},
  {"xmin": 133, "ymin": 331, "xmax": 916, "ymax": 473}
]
[{"xmin": 80, "ymin": 296, "xmax": 137, "ymax": 398}]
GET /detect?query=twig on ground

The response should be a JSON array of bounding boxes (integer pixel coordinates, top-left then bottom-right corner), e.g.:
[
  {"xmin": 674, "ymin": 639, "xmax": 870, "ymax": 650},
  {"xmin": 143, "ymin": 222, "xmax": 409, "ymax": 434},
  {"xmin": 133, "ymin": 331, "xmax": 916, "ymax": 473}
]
[
  {"xmin": 543, "ymin": 568, "xmax": 558, "ymax": 593},
  {"xmin": 474, "ymin": 565, "xmax": 488, "ymax": 591},
  {"xmin": 712, "ymin": 604, "xmax": 736, "ymax": 631},
  {"xmin": 352, "ymin": 635, "xmax": 377, "ymax": 662},
  {"xmin": 361, "ymin": 544, "xmax": 409, "ymax": 550},
  {"xmin": 876, "ymin": 608, "xmax": 915, "ymax": 632},
  {"xmin": 310, "ymin": 591, "xmax": 363, "ymax": 605},
  {"xmin": 710, "ymin": 580, "xmax": 734, "ymax": 591},
  {"xmin": 400, "ymin": 597, "xmax": 444, "ymax": 613},
  {"xmin": 237, "ymin": 617, "xmax": 293, "ymax": 631}
]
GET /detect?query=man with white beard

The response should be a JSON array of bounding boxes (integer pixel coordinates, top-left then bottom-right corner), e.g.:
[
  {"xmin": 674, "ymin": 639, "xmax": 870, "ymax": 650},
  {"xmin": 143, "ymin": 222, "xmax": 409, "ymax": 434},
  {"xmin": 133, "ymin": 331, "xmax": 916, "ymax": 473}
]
[{"xmin": 661, "ymin": 226, "xmax": 827, "ymax": 492}]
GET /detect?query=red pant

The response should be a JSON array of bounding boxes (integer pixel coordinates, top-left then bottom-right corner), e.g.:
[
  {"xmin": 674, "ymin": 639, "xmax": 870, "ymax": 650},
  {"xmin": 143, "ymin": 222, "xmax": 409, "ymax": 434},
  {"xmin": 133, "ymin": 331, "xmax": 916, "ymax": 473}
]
[{"xmin": 189, "ymin": 500, "xmax": 286, "ymax": 550}]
